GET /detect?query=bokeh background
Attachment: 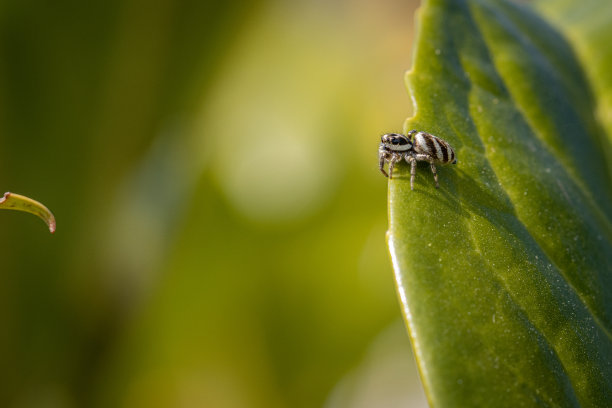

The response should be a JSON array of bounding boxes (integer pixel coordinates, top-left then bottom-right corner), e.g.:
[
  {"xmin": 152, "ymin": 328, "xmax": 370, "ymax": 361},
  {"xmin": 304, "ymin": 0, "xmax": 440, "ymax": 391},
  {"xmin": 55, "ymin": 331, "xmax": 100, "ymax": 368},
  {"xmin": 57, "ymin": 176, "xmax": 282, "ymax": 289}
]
[{"xmin": 0, "ymin": 0, "xmax": 427, "ymax": 406}]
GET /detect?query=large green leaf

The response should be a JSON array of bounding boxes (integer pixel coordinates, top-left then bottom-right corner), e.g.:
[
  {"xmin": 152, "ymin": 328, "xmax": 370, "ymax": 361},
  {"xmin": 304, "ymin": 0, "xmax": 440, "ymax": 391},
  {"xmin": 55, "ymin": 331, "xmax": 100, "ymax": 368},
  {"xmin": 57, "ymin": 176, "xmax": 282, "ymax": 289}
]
[{"xmin": 388, "ymin": 0, "xmax": 612, "ymax": 406}]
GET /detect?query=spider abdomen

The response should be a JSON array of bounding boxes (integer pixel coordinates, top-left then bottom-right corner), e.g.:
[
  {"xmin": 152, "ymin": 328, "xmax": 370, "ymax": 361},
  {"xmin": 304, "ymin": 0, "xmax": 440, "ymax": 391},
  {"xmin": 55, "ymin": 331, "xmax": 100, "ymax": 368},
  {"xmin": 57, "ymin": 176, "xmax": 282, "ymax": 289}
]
[{"xmin": 412, "ymin": 131, "xmax": 456, "ymax": 164}]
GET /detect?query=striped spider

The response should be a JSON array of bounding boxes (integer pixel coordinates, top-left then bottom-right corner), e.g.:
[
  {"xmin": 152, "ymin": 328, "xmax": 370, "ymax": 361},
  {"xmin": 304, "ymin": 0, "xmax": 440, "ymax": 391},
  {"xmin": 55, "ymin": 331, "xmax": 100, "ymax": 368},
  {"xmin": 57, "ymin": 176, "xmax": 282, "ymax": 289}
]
[{"xmin": 379, "ymin": 130, "xmax": 456, "ymax": 190}]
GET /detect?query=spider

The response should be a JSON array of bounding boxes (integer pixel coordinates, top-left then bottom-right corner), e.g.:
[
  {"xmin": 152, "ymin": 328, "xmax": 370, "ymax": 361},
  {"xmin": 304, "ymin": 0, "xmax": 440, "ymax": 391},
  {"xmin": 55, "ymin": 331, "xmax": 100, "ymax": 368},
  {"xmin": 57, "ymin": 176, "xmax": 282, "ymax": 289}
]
[{"xmin": 379, "ymin": 130, "xmax": 456, "ymax": 190}]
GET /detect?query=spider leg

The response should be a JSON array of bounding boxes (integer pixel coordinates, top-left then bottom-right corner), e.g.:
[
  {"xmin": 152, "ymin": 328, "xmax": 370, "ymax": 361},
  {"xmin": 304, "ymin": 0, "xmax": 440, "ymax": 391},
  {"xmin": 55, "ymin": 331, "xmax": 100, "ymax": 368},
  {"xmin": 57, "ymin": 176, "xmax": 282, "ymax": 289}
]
[
  {"xmin": 406, "ymin": 156, "xmax": 417, "ymax": 190},
  {"xmin": 429, "ymin": 160, "xmax": 439, "ymax": 188},
  {"xmin": 379, "ymin": 151, "xmax": 389, "ymax": 177},
  {"xmin": 387, "ymin": 154, "xmax": 401, "ymax": 179},
  {"xmin": 414, "ymin": 154, "xmax": 439, "ymax": 188}
]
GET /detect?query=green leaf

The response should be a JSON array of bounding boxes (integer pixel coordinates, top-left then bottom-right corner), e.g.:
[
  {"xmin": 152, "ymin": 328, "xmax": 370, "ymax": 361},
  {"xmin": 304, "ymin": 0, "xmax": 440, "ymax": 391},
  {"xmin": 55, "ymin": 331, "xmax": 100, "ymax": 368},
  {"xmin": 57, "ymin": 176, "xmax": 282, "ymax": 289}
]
[
  {"xmin": 388, "ymin": 0, "xmax": 612, "ymax": 406},
  {"xmin": 535, "ymin": 0, "xmax": 612, "ymax": 144},
  {"xmin": 0, "ymin": 192, "xmax": 56, "ymax": 233}
]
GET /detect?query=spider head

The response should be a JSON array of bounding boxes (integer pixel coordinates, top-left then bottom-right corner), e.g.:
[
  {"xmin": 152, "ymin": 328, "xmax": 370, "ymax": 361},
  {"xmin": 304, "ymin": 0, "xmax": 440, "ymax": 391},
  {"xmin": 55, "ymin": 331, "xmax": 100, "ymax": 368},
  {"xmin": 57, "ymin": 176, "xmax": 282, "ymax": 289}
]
[{"xmin": 380, "ymin": 133, "xmax": 412, "ymax": 152}]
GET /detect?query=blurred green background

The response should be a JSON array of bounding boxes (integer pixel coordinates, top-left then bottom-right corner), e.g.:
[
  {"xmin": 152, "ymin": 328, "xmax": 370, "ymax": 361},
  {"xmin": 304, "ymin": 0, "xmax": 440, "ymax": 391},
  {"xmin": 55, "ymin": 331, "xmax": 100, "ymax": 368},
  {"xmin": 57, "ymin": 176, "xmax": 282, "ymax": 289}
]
[{"xmin": 0, "ymin": 0, "xmax": 426, "ymax": 406}]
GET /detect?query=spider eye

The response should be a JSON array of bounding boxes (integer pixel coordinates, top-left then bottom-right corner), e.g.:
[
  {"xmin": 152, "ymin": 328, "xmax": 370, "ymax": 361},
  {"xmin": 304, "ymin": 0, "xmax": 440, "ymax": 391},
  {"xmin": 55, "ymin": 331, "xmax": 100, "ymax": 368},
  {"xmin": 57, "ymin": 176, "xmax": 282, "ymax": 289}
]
[{"xmin": 391, "ymin": 138, "xmax": 399, "ymax": 145}]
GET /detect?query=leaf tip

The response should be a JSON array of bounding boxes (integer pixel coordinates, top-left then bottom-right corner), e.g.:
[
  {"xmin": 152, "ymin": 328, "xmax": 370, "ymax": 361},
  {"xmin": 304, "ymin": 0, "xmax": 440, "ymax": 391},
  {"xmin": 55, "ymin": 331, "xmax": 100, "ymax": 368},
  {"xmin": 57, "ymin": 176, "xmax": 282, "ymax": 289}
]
[
  {"xmin": 1, "ymin": 191, "xmax": 56, "ymax": 234},
  {"xmin": 48, "ymin": 216, "xmax": 57, "ymax": 234}
]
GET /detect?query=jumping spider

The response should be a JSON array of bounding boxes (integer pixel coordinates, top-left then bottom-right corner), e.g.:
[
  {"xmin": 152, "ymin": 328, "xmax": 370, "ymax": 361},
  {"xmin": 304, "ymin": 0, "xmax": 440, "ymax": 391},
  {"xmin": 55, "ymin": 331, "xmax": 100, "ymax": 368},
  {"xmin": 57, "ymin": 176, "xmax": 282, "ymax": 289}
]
[{"xmin": 379, "ymin": 130, "xmax": 457, "ymax": 190}]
